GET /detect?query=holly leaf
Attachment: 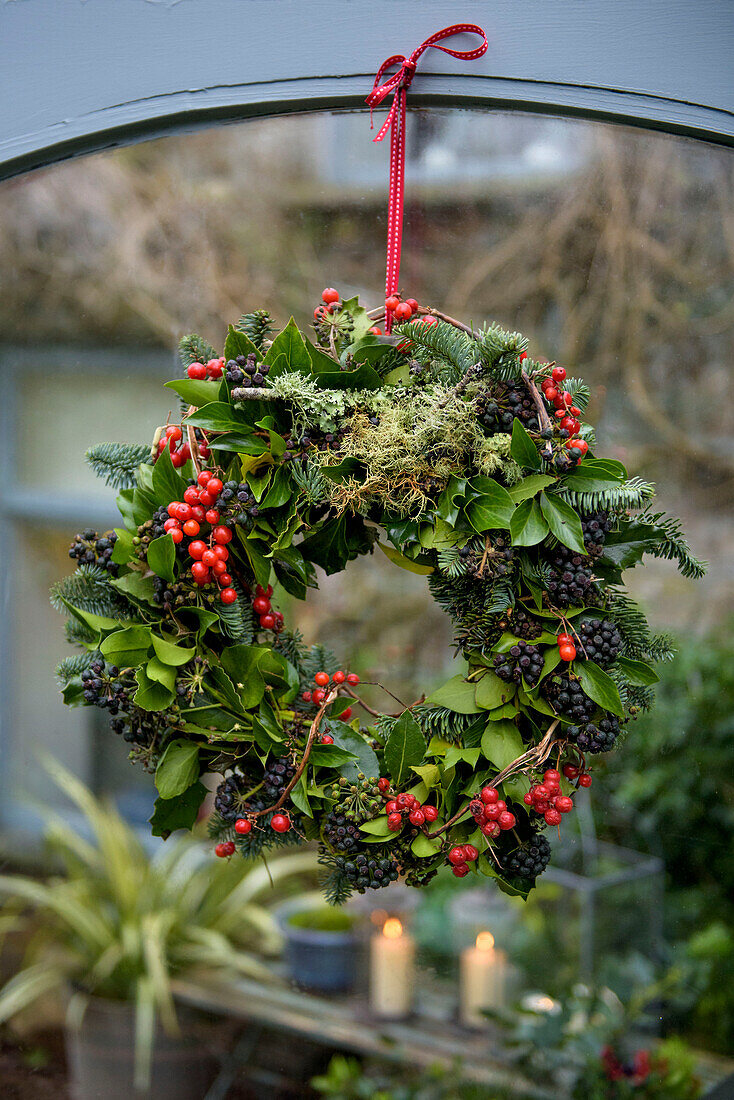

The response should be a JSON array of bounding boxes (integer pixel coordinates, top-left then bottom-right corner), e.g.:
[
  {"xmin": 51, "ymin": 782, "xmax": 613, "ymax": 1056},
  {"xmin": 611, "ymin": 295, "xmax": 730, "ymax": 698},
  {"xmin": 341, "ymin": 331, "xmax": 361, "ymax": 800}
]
[
  {"xmin": 165, "ymin": 378, "xmax": 221, "ymax": 407},
  {"xmin": 155, "ymin": 740, "xmax": 201, "ymax": 799},
  {"xmin": 219, "ymin": 645, "xmax": 267, "ymax": 708},
  {"xmin": 329, "ymin": 721, "xmax": 380, "ymax": 782},
  {"xmin": 425, "ymin": 675, "xmax": 481, "ymax": 715},
  {"xmin": 539, "ymin": 492, "xmax": 586, "ymax": 555},
  {"xmin": 149, "ymin": 781, "xmax": 207, "ymax": 839},
  {"xmin": 263, "ymin": 317, "xmax": 311, "ymax": 375},
  {"xmin": 224, "ymin": 325, "xmax": 261, "ymax": 363},
  {"xmin": 411, "ymin": 833, "xmax": 441, "ymax": 857},
  {"xmin": 510, "ymin": 419, "xmax": 542, "ymax": 470},
  {"xmin": 151, "ymin": 445, "xmax": 188, "ymax": 506},
  {"xmin": 509, "ymin": 498, "xmax": 549, "ymax": 547},
  {"xmin": 574, "ymin": 660, "xmax": 625, "ymax": 717},
  {"xmin": 384, "ymin": 710, "xmax": 426, "ymax": 786},
  {"xmin": 147, "ymin": 534, "xmax": 176, "ymax": 584},
  {"xmin": 614, "ymin": 656, "xmax": 660, "ymax": 686},
  {"xmin": 481, "ymin": 719, "xmax": 524, "ymax": 771}
]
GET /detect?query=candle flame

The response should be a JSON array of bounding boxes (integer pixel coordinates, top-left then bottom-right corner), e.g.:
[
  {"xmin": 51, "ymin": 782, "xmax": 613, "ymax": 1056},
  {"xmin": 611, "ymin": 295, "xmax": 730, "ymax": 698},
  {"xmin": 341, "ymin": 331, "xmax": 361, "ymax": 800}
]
[
  {"xmin": 383, "ymin": 917, "xmax": 403, "ymax": 939},
  {"xmin": 476, "ymin": 931, "xmax": 495, "ymax": 951}
]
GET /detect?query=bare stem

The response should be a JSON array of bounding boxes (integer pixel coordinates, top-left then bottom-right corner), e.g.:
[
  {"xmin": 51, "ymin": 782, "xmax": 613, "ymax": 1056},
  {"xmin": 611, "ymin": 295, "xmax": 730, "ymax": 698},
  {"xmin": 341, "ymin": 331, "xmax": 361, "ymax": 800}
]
[{"xmin": 521, "ymin": 369, "xmax": 553, "ymax": 433}]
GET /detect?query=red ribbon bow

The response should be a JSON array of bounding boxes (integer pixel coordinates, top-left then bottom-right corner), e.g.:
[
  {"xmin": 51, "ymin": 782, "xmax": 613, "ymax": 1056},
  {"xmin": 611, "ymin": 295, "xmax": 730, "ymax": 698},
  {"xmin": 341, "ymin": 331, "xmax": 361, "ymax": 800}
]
[{"xmin": 366, "ymin": 25, "xmax": 488, "ymax": 330}]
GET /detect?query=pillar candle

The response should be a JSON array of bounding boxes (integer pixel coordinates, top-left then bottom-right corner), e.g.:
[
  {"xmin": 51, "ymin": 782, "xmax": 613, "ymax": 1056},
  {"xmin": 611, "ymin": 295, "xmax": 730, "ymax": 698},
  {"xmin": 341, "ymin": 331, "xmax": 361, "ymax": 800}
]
[
  {"xmin": 459, "ymin": 931, "xmax": 507, "ymax": 1028},
  {"xmin": 369, "ymin": 917, "xmax": 415, "ymax": 1019}
]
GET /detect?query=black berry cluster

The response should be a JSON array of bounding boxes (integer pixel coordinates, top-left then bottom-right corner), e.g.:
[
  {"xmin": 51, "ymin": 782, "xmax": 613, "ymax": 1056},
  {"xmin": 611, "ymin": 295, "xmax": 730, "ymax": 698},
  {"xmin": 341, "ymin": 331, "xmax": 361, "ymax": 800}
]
[
  {"xmin": 503, "ymin": 608, "xmax": 543, "ymax": 640},
  {"xmin": 475, "ymin": 380, "xmax": 540, "ymax": 433},
  {"xmin": 543, "ymin": 672, "xmax": 597, "ymax": 722},
  {"xmin": 152, "ymin": 576, "xmax": 187, "ymax": 611},
  {"xmin": 459, "ymin": 534, "xmax": 514, "ymax": 579},
  {"xmin": 567, "ymin": 715, "xmax": 621, "ymax": 754},
  {"xmin": 262, "ymin": 756, "xmax": 295, "ymax": 803},
  {"xmin": 575, "ymin": 618, "xmax": 622, "ymax": 666},
  {"xmin": 503, "ymin": 834, "xmax": 551, "ymax": 882},
  {"xmin": 69, "ymin": 530, "xmax": 119, "ymax": 575},
  {"xmin": 214, "ymin": 772, "xmax": 252, "ymax": 823},
  {"xmin": 333, "ymin": 852, "xmax": 399, "ymax": 893},
  {"xmin": 581, "ymin": 510, "xmax": 614, "ymax": 557},
  {"xmin": 323, "ymin": 811, "xmax": 362, "ymax": 853},
  {"xmin": 283, "ymin": 426, "xmax": 347, "ymax": 463},
  {"xmin": 225, "ymin": 353, "xmax": 270, "ymax": 389},
  {"xmin": 81, "ymin": 661, "xmax": 130, "ymax": 713},
  {"xmin": 546, "ymin": 547, "xmax": 596, "ymax": 608},
  {"xmin": 493, "ymin": 640, "xmax": 545, "ymax": 687}
]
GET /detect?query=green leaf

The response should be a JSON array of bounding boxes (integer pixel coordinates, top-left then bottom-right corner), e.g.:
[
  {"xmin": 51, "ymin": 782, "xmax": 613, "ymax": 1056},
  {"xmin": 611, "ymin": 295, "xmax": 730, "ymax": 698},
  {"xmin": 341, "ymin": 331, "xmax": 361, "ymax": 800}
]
[
  {"xmin": 145, "ymin": 656, "xmax": 177, "ymax": 691},
  {"xmin": 100, "ymin": 625, "xmax": 152, "ymax": 667},
  {"xmin": 508, "ymin": 474, "xmax": 556, "ymax": 503},
  {"xmin": 309, "ymin": 744, "xmax": 359, "ymax": 768},
  {"xmin": 411, "ymin": 833, "xmax": 441, "ymax": 857},
  {"xmin": 614, "ymin": 656, "xmax": 660, "ymax": 686},
  {"xmin": 110, "ymin": 528, "xmax": 136, "ymax": 565},
  {"xmin": 134, "ymin": 666, "xmax": 175, "ymax": 711},
  {"xmin": 466, "ymin": 477, "xmax": 516, "ymax": 533},
  {"xmin": 410, "ymin": 763, "xmax": 441, "ymax": 788},
  {"xmin": 444, "ymin": 745, "xmax": 482, "ymax": 770},
  {"xmin": 263, "ymin": 317, "xmax": 311, "ymax": 375},
  {"xmin": 155, "ymin": 740, "xmax": 201, "ymax": 799},
  {"xmin": 475, "ymin": 671, "xmax": 515, "ymax": 710},
  {"xmin": 116, "ymin": 488, "xmax": 138, "ymax": 533},
  {"xmin": 147, "ymin": 534, "xmax": 176, "ymax": 584},
  {"xmin": 219, "ymin": 645, "xmax": 267, "ymax": 708},
  {"xmin": 494, "ymin": 629, "xmax": 558, "ymax": 651},
  {"xmin": 224, "ymin": 324, "xmax": 261, "ymax": 363},
  {"xmin": 359, "ymin": 816, "xmax": 392, "ymax": 839},
  {"xmin": 510, "ymin": 419, "xmax": 542, "ymax": 470},
  {"xmin": 574, "ymin": 660, "xmax": 625, "ymax": 717},
  {"xmin": 313, "ymin": 361, "xmax": 382, "ymax": 390},
  {"xmin": 254, "ymin": 416, "xmax": 287, "ymax": 460},
  {"xmin": 539, "ymin": 492, "xmax": 586, "ymax": 554},
  {"xmin": 110, "ymin": 572, "xmax": 158, "ymax": 605},
  {"xmin": 164, "ymin": 378, "xmax": 221, "ymax": 407},
  {"xmin": 425, "ymin": 675, "xmax": 481, "ymax": 715},
  {"xmin": 481, "ymin": 719, "xmax": 525, "ymax": 771},
  {"xmin": 436, "ymin": 475, "xmax": 469, "ymax": 526},
  {"xmin": 151, "ymin": 633, "xmax": 196, "ymax": 667},
  {"xmin": 329, "ymin": 721, "xmax": 381, "ymax": 782},
  {"xmin": 186, "ymin": 401, "xmax": 251, "ymax": 434},
  {"xmin": 151, "ymin": 445, "xmax": 188, "ymax": 507},
  {"xmin": 260, "ymin": 466, "xmax": 292, "ymax": 509},
  {"xmin": 149, "ymin": 781, "xmax": 207, "ymax": 839},
  {"xmin": 383, "ymin": 711, "xmax": 426, "ymax": 786},
  {"xmin": 377, "ymin": 541, "xmax": 434, "ymax": 575},
  {"xmin": 509, "ymin": 498, "xmax": 549, "ymax": 547}
]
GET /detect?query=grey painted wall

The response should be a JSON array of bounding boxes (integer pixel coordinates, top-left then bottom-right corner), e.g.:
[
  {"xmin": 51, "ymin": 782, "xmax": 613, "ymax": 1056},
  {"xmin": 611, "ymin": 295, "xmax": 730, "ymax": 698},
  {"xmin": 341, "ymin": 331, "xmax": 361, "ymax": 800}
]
[{"xmin": 1, "ymin": 0, "xmax": 733, "ymax": 180}]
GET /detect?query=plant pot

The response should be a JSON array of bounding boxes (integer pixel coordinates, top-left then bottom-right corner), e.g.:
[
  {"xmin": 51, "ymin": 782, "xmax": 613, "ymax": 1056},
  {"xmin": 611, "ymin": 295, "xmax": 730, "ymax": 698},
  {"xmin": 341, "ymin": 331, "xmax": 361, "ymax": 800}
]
[
  {"xmin": 278, "ymin": 903, "xmax": 358, "ymax": 993},
  {"xmin": 65, "ymin": 995, "xmax": 216, "ymax": 1100}
]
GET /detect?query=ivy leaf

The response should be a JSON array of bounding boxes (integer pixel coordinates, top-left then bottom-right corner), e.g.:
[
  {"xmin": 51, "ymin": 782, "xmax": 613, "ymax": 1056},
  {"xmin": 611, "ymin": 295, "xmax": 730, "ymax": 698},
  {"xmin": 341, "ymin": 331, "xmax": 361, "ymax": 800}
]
[
  {"xmin": 145, "ymin": 656, "xmax": 177, "ymax": 691},
  {"xmin": 508, "ymin": 474, "xmax": 557, "ymax": 503},
  {"xmin": 309, "ymin": 744, "xmax": 359, "ymax": 767},
  {"xmin": 149, "ymin": 781, "xmax": 207, "ymax": 839},
  {"xmin": 109, "ymin": 572, "xmax": 158, "ymax": 605},
  {"xmin": 260, "ymin": 466, "xmax": 292, "ymax": 509},
  {"xmin": 263, "ymin": 317, "xmax": 311, "ymax": 375},
  {"xmin": 151, "ymin": 633, "xmax": 196, "ymax": 667},
  {"xmin": 110, "ymin": 528, "xmax": 136, "ymax": 565},
  {"xmin": 481, "ymin": 719, "xmax": 524, "ymax": 771},
  {"xmin": 377, "ymin": 542, "xmax": 434, "ymax": 575},
  {"xmin": 147, "ymin": 534, "xmax": 176, "ymax": 583},
  {"xmin": 155, "ymin": 740, "xmax": 200, "ymax": 799},
  {"xmin": 475, "ymin": 671, "xmax": 515, "ymax": 710},
  {"xmin": 465, "ymin": 477, "xmax": 515, "ymax": 532},
  {"xmin": 539, "ymin": 492, "xmax": 586, "ymax": 555},
  {"xmin": 165, "ymin": 378, "xmax": 221, "ymax": 407},
  {"xmin": 219, "ymin": 645, "xmax": 267, "ymax": 708},
  {"xmin": 510, "ymin": 420, "xmax": 542, "ymax": 470},
  {"xmin": 510, "ymin": 498, "xmax": 549, "ymax": 547},
  {"xmin": 444, "ymin": 745, "xmax": 482, "ymax": 770},
  {"xmin": 614, "ymin": 656, "xmax": 660, "ymax": 686},
  {"xmin": 411, "ymin": 833, "xmax": 441, "ymax": 857},
  {"xmin": 384, "ymin": 711, "xmax": 426, "ymax": 786},
  {"xmin": 134, "ymin": 666, "xmax": 175, "ymax": 711},
  {"xmin": 254, "ymin": 416, "xmax": 287, "ymax": 460},
  {"xmin": 574, "ymin": 660, "xmax": 625, "ymax": 717},
  {"xmin": 100, "ymin": 625, "xmax": 152, "ymax": 667},
  {"xmin": 359, "ymin": 816, "xmax": 393, "ymax": 839},
  {"xmin": 425, "ymin": 675, "xmax": 480, "ymax": 715}
]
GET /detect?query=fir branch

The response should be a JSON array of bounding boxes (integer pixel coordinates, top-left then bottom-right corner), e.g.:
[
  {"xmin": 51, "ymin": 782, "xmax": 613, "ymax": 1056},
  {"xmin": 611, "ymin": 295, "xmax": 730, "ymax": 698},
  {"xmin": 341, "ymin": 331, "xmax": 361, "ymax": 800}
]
[
  {"xmin": 604, "ymin": 589, "xmax": 676, "ymax": 663},
  {"xmin": 50, "ymin": 566, "xmax": 131, "ymax": 619},
  {"xmin": 217, "ymin": 578, "xmax": 256, "ymax": 643},
  {"xmin": 484, "ymin": 578, "xmax": 516, "ymax": 616},
  {"xmin": 413, "ymin": 704, "xmax": 476, "ymax": 745},
  {"xmin": 273, "ymin": 628, "xmax": 307, "ymax": 671},
  {"xmin": 559, "ymin": 477, "xmax": 655, "ymax": 513},
  {"xmin": 637, "ymin": 510, "xmax": 708, "ymax": 579},
  {"xmin": 290, "ymin": 461, "xmax": 331, "ymax": 504},
  {"xmin": 476, "ymin": 323, "xmax": 527, "ymax": 372},
  {"xmin": 86, "ymin": 442, "xmax": 150, "ymax": 490},
  {"xmin": 436, "ymin": 546, "xmax": 469, "ymax": 579},
  {"xmin": 299, "ymin": 643, "xmax": 340, "ymax": 690},
  {"xmin": 55, "ymin": 652, "xmax": 97, "ymax": 685},
  {"xmin": 317, "ymin": 856, "xmax": 355, "ymax": 906},
  {"xmin": 179, "ymin": 333, "xmax": 216, "ymax": 369},
  {"xmin": 563, "ymin": 378, "xmax": 591, "ymax": 414},
  {"xmin": 393, "ymin": 318, "xmax": 476, "ymax": 381},
  {"xmin": 236, "ymin": 310, "xmax": 275, "ymax": 352},
  {"xmin": 64, "ymin": 618, "xmax": 98, "ymax": 647}
]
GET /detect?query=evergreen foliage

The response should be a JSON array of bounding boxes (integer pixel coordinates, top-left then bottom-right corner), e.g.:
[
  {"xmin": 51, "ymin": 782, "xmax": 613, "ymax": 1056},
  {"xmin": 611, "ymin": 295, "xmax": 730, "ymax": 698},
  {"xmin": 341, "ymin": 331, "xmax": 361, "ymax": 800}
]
[
  {"xmin": 236, "ymin": 310, "xmax": 275, "ymax": 351},
  {"xmin": 638, "ymin": 510, "xmax": 708, "ymax": 579},
  {"xmin": 178, "ymin": 333, "xmax": 216, "ymax": 369},
  {"xmin": 55, "ymin": 652, "xmax": 97, "ymax": 684},
  {"xmin": 50, "ymin": 565, "xmax": 130, "ymax": 620},
  {"xmin": 86, "ymin": 442, "xmax": 150, "ymax": 490}
]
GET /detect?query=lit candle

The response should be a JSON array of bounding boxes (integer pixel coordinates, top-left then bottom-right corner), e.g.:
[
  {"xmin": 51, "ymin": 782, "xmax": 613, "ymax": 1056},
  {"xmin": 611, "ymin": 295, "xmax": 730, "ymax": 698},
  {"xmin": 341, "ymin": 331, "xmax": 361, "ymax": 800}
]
[
  {"xmin": 369, "ymin": 917, "xmax": 415, "ymax": 1019},
  {"xmin": 459, "ymin": 931, "xmax": 507, "ymax": 1028}
]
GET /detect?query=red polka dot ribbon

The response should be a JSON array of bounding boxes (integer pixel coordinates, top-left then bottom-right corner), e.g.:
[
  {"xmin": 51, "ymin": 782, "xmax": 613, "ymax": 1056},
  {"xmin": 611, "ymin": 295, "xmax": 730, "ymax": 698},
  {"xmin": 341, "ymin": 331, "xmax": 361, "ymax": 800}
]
[{"xmin": 366, "ymin": 24, "xmax": 488, "ymax": 331}]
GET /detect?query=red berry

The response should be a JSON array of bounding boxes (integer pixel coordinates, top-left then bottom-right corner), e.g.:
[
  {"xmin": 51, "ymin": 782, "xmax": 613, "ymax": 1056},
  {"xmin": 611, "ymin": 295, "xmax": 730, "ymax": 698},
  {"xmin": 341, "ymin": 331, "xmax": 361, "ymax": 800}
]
[
  {"xmin": 498, "ymin": 811, "xmax": 516, "ymax": 830},
  {"xmin": 218, "ymin": 573, "xmax": 233, "ymax": 588},
  {"xmin": 552, "ymin": 366, "xmax": 566, "ymax": 382},
  {"xmin": 270, "ymin": 814, "xmax": 291, "ymax": 833},
  {"xmin": 534, "ymin": 784, "xmax": 550, "ymax": 801},
  {"xmin": 556, "ymin": 796, "xmax": 574, "ymax": 814},
  {"xmin": 385, "ymin": 294, "xmax": 401, "ymax": 311},
  {"xmin": 470, "ymin": 799, "xmax": 484, "ymax": 817},
  {"xmin": 563, "ymin": 764, "xmax": 579, "ymax": 779},
  {"xmin": 191, "ymin": 506, "xmax": 206, "ymax": 523},
  {"xmin": 213, "ymin": 545, "xmax": 229, "ymax": 561},
  {"xmin": 420, "ymin": 315, "xmax": 438, "ymax": 326},
  {"xmin": 167, "ymin": 426, "xmax": 183, "ymax": 442},
  {"xmin": 197, "ymin": 471, "xmax": 212, "ymax": 486},
  {"xmin": 302, "ymin": 691, "xmax": 312, "ymax": 702},
  {"xmin": 332, "ymin": 670, "xmax": 346, "ymax": 684},
  {"xmin": 184, "ymin": 487, "xmax": 199, "ymax": 505},
  {"xmin": 545, "ymin": 809, "xmax": 562, "ymax": 826},
  {"xmin": 198, "ymin": 444, "xmax": 210, "ymax": 459},
  {"xmin": 260, "ymin": 613, "xmax": 275, "ymax": 628},
  {"xmin": 201, "ymin": 550, "xmax": 217, "ymax": 568},
  {"xmin": 369, "ymin": 327, "xmax": 383, "ymax": 336},
  {"xmin": 544, "ymin": 769, "xmax": 561, "ymax": 782},
  {"xmin": 385, "ymin": 800, "xmax": 398, "ymax": 814},
  {"xmin": 215, "ymin": 841, "xmax": 235, "ymax": 857},
  {"xmin": 545, "ymin": 386, "xmax": 559, "ymax": 402},
  {"xmin": 198, "ymin": 491, "xmax": 214, "ymax": 507},
  {"xmin": 408, "ymin": 808, "xmax": 425, "ymax": 826},
  {"xmin": 191, "ymin": 562, "xmax": 210, "ymax": 585},
  {"xmin": 557, "ymin": 633, "xmax": 573, "ymax": 645},
  {"xmin": 206, "ymin": 358, "xmax": 223, "ymax": 379},
  {"xmin": 545, "ymin": 779, "xmax": 560, "ymax": 795},
  {"xmin": 578, "ymin": 773, "xmax": 592, "ymax": 788},
  {"xmin": 188, "ymin": 540, "xmax": 207, "ymax": 560},
  {"xmin": 213, "ymin": 525, "xmax": 232, "ymax": 544},
  {"xmin": 394, "ymin": 301, "xmax": 413, "ymax": 321},
  {"xmin": 569, "ymin": 406, "xmax": 581, "ymax": 418},
  {"xmin": 524, "ymin": 792, "xmax": 534, "ymax": 805},
  {"xmin": 481, "ymin": 787, "xmax": 499, "ymax": 804},
  {"xmin": 423, "ymin": 805, "xmax": 438, "ymax": 822},
  {"xmin": 320, "ymin": 734, "xmax": 334, "ymax": 745},
  {"xmin": 170, "ymin": 442, "xmax": 184, "ymax": 461},
  {"xmin": 206, "ymin": 477, "xmax": 223, "ymax": 496},
  {"xmin": 235, "ymin": 818, "xmax": 252, "ymax": 835},
  {"xmin": 183, "ymin": 519, "xmax": 200, "ymax": 537},
  {"xmin": 481, "ymin": 821, "xmax": 501, "ymax": 838},
  {"xmin": 314, "ymin": 306, "xmax": 328, "ymax": 321},
  {"xmin": 396, "ymin": 793, "xmax": 411, "ymax": 809},
  {"xmin": 452, "ymin": 863, "xmax": 469, "ymax": 878},
  {"xmin": 322, "ymin": 287, "xmax": 340, "ymax": 304},
  {"xmin": 377, "ymin": 778, "xmax": 391, "ymax": 793},
  {"xmin": 346, "ymin": 673, "xmax": 360, "ymax": 685},
  {"xmin": 212, "ymin": 560, "xmax": 227, "ymax": 577},
  {"xmin": 187, "ymin": 362, "xmax": 207, "ymax": 380},
  {"xmin": 559, "ymin": 644, "xmax": 577, "ymax": 662},
  {"xmin": 314, "ymin": 671, "xmax": 330, "ymax": 687},
  {"xmin": 253, "ymin": 596, "xmax": 271, "ymax": 614},
  {"xmin": 563, "ymin": 392, "xmax": 573, "ymax": 406},
  {"xmin": 163, "ymin": 518, "xmax": 180, "ymax": 533},
  {"xmin": 220, "ymin": 588, "xmax": 237, "ymax": 605},
  {"xmin": 170, "ymin": 528, "xmax": 183, "ymax": 544},
  {"xmin": 167, "ymin": 502, "xmax": 180, "ymax": 518},
  {"xmin": 312, "ymin": 689, "xmax": 325, "ymax": 706},
  {"xmin": 340, "ymin": 706, "xmax": 352, "ymax": 721},
  {"xmin": 484, "ymin": 804, "xmax": 501, "ymax": 821},
  {"xmin": 387, "ymin": 812, "xmax": 403, "ymax": 831},
  {"xmin": 519, "ymin": 350, "xmax": 528, "ymax": 360},
  {"xmin": 405, "ymin": 298, "xmax": 419, "ymax": 312},
  {"xmin": 205, "ymin": 509, "xmax": 220, "ymax": 525},
  {"xmin": 448, "ymin": 846, "xmax": 467, "ymax": 866},
  {"xmin": 463, "ymin": 844, "xmax": 479, "ymax": 862}
]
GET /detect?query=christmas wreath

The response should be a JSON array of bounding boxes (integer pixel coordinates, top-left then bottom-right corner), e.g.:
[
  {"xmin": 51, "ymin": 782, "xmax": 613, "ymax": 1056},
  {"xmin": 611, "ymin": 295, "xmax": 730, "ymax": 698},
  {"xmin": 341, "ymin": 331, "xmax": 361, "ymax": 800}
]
[{"xmin": 53, "ymin": 292, "xmax": 704, "ymax": 902}]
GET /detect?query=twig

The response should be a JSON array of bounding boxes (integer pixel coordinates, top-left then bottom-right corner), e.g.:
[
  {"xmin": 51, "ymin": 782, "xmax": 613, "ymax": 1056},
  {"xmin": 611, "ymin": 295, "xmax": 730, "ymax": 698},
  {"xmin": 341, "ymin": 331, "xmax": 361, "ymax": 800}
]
[
  {"xmin": 477, "ymin": 534, "xmax": 491, "ymax": 579},
  {"xmin": 344, "ymin": 686, "xmax": 382, "ymax": 718},
  {"xmin": 436, "ymin": 364, "xmax": 483, "ymax": 408},
  {"xmin": 420, "ymin": 307, "xmax": 475, "ymax": 336},
  {"xmin": 250, "ymin": 688, "xmax": 337, "ymax": 818},
  {"xmin": 521, "ymin": 369, "xmax": 553, "ymax": 433},
  {"xmin": 230, "ymin": 388, "xmax": 280, "ymax": 401}
]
